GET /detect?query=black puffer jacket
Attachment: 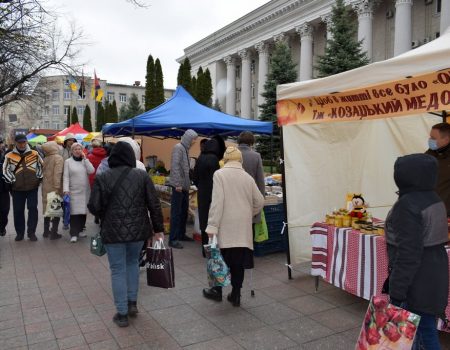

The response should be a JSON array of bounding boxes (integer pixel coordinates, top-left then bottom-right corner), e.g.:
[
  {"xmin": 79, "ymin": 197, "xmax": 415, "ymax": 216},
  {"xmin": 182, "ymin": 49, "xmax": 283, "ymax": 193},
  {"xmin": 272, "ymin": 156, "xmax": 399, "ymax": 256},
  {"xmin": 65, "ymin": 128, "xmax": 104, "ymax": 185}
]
[
  {"xmin": 385, "ymin": 153, "xmax": 449, "ymax": 316},
  {"xmin": 88, "ymin": 142, "xmax": 164, "ymax": 244}
]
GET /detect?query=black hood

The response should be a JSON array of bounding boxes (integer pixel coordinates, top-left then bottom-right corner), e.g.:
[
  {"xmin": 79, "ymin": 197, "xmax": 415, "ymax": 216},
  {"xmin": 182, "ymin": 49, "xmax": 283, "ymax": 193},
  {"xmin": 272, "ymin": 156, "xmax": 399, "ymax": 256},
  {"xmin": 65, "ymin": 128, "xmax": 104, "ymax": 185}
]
[
  {"xmin": 108, "ymin": 141, "xmax": 136, "ymax": 169},
  {"xmin": 394, "ymin": 154, "xmax": 438, "ymax": 195},
  {"xmin": 203, "ymin": 139, "xmax": 222, "ymax": 159},
  {"xmin": 212, "ymin": 135, "xmax": 226, "ymax": 159}
]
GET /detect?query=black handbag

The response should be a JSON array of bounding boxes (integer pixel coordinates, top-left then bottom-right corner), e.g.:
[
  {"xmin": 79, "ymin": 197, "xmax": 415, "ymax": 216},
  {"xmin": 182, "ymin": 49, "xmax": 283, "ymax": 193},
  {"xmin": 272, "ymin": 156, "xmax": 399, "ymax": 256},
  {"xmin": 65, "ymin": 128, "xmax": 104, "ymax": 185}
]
[{"xmin": 146, "ymin": 240, "xmax": 175, "ymax": 288}]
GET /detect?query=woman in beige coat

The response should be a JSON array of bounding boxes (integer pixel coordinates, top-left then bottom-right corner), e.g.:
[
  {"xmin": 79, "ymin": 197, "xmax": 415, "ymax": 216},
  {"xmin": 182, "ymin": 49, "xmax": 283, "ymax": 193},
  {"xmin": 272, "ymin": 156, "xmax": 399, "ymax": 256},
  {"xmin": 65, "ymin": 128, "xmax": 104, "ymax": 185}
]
[
  {"xmin": 41, "ymin": 141, "xmax": 64, "ymax": 240},
  {"xmin": 203, "ymin": 146, "xmax": 264, "ymax": 306}
]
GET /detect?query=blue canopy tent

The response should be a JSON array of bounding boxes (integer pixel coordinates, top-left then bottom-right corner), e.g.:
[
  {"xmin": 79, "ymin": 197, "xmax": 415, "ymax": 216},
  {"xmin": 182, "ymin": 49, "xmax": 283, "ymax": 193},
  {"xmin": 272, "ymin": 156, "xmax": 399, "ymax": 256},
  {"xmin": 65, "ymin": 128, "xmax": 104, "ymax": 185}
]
[{"xmin": 102, "ymin": 86, "xmax": 273, "ymax": 137}]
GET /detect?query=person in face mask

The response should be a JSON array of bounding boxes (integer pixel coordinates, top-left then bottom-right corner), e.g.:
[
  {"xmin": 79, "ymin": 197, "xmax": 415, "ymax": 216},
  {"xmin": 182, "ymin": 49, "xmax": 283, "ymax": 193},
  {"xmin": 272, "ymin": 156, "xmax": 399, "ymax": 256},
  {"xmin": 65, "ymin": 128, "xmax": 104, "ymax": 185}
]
[{"xmin": 425, "ymin": 122, "xmax": 450, "ymax": 216}]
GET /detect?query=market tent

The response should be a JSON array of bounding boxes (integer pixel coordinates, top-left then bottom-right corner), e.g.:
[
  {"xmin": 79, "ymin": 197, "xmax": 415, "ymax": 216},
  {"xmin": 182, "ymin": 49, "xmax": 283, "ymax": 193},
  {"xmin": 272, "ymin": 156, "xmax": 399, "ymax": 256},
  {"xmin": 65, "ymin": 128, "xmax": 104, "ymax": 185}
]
[
  {"xmin": 48, "ymin": 123, "xmax": 89, "ymax": 141},
  {"xmin": 28, "ymin": 135, "xmax": 47, "ymax": 146},
  {"xmin": 103, "ymin": 86, "xmax": 273, "ymax": 137},
  {"xmin": 26, "ymin": 133, "xmax": 36, "ymax": 140},
  {"xmin": 83, "ymin": 132, "xmax": 101, "ymax": 142},
  {"xmin": 75, "ymin": 133, "xmax": 89, "ymax": 143},
  {"xmin": 277, "ymin": 30, "xmax": 450, "ymax": 265}
]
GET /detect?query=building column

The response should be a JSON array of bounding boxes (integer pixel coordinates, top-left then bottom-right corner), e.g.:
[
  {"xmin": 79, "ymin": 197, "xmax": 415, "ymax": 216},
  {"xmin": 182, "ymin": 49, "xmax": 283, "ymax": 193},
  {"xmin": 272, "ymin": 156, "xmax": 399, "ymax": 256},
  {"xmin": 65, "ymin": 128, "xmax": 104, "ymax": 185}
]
[
  {"xmin": 296, "ymin": 23, "xmax": 314, "ymax": 81},
  {"xmin": 441, "ymin": 0, "xmax": 450, "ymax": 34},
  {"xmin": 353, "ymin": 0, "xmax": 374, "ymax": 60},
  {"xmin": 238, "ymin": 49, "xmax": 252, "ymax": 119},
  {"xmin": 321, "ymin": 13, "xmax": 333, "ymax": 41},
  {"xmin": 255, "ymin": 42, "xmax": 269, "ymax": 119},
  {"xmin": 394, "ymin": 0, "xmax": 412, "ymax": 56},
  {"xmin": 224, "ymin": 56, "xmax": 236, "ymax": 115}
]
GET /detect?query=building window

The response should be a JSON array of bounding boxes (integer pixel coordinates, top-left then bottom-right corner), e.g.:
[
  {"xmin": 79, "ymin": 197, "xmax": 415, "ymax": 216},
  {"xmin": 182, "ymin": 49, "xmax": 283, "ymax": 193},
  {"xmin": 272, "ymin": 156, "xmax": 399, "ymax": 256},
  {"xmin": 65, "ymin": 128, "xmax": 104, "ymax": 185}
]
[
  {"xmin": 251, "ymin": 83, "xmax": 256, "ymax": 98},
  {"xmin": 251, "ymin": 60, "xmax": 256, "ymax": 74},
  {"xmin": 64, "ymin": 105, "xmax": 70, "ymax": 115},
  {"xmin": 437, "ymin": 0, "xmax": 441, "ymax": 12},
  {"xmin": 77, "ymin": 92, "xmax": 85, "ymax": 100},
  {"xmin": 44, "ymin": 121, "xmax": 50, "ymax": 128},
  {"xmin": 53, "ymin": 122, "xmax": 60, "ymax": 130},
  {"xmin": 77, "ymin": 105, "xmax": 85, "ymax": 116},
  {"xmin": 52, "ymin": 89, "xmax": 59, "ymax": 101},
  {"xmin": 119, "ymin": 93, "xmax": 127, "ymax": 103},
  {"xmin": 52, "ymin": 105, "xmax": 59, "ymax": 115},
  {"xmin": 8, "ymin": 114, "xmax": 17, "ymax": 123},
  {"xmin": 236, "ymin": 66, "xmax": 240, "ymax": 79},
  {"xmin": 107, "ymin": 92, "xmax": 115, "ymax": 102},
  {"xmin": 43, "ymin": 106, "xmax": 49, "ymax": 116},
  {"xmin": 236, "ymin": 89, "xmax": 241, "ymax": 102},
  {"xmin": 64, "ymin": 90, "xmax": 71, "ymax": 100}
]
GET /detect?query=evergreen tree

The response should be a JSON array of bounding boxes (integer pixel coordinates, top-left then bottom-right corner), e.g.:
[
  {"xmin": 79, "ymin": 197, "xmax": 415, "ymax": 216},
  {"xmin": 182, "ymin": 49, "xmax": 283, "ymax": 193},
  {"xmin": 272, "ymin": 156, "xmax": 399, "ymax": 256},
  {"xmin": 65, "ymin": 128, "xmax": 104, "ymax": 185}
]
[
  {"xmin": 203, "ymin": 68, "xmax": 213, "ymax": 106},
  {"xmin": 66, "ymin": 108, "xmax": 71, "ymax": 127},
  {"xmin": 111, "ymin": 100, "xmax": 119, "ymax": 123},
  {"xmin": 96, "ymin": 103, "xmax": 106, "ymax": 132},
  {"xmin": 145, "ymin": 55, "xmax": 155, "ymax": 111},
  {"xmin": 177, "ymin": 61, "xmax": 184, "ymax": 86},
  {"xmin": 195, "ymin": 67, "xmax": 204, "ymax": 103},
  {"xmin": 119, "ymin": 93, "xmax": 144, "ymax": 121},
  {"xmin": 212, "ymin": 99, "xmax": 221, "ymax": 112},
  {"xmin": 316, "ymin": 0, "xmax": 369, "ymax": 77},
  {"xmin": 71, "ymin": 107, "xmax": 78, "ymax": 124},
  {"xmin": 257, "ymin": 41, "xmax": 297, "ymax": 168},
  {"xmin": 103, "ymin": 100, "xmax": 111, "ymax": 123},
  {"xmin": 154, "ymin": 58, "xmax": 165, "ymax": 106},
  {"xmin": 178, "ymin": 57, "xmax": 192, "ymax": 94},
  {"xmin": 83, "ymin": 105, "xmax": 92, "ymax": 132},
  {"xmin": 191, "ymin": 76, "xmax": 197, "ymax": 100},
  {"xmin": 119, "ymin": 104, "xmax": 128, "ymax": 121}
]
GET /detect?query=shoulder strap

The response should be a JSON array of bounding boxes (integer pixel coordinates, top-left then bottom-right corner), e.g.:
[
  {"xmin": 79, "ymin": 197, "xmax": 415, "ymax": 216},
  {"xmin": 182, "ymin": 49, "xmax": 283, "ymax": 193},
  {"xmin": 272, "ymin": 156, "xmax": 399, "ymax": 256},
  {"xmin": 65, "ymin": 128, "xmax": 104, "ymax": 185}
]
[{"xmin": 105, "ymin": 167, "xmax": 132, "ymax": 213}]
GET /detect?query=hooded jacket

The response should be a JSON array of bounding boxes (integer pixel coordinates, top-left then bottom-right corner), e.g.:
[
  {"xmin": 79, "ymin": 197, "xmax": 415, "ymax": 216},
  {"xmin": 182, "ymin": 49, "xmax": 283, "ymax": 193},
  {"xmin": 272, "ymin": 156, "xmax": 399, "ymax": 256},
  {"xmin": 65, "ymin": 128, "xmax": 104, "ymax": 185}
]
[
  {"xmin": 41, "ymin": 142, "xmax": 64, "ymax": 214},
  {"xmin": 193, "ymin": 139, "xmax": 221, "ymax": 232},
  {"xmin": 169, "ymin": 129, "xmax": 198, "ymax": 190},
  {"xmin": 88, "ymin": 141, "xmax": 164, "ymax": 244},
  {"xmin": 60, "ymin": 133, "xmax": 77, "ymax": 160},
  {"xmin": 87, "ymin": 147, "xmax": 107, "ymax": 187},
  {"xmin": 118, "ymin": 137, "xmax": 146, "ymax": 171},
  {"xmin": 385, "ymin": 154, "xmax": 449, "ymax": 316},
  {"xmin": 2, "ymin": 144, "xmax": 43, "ymax": 191}
]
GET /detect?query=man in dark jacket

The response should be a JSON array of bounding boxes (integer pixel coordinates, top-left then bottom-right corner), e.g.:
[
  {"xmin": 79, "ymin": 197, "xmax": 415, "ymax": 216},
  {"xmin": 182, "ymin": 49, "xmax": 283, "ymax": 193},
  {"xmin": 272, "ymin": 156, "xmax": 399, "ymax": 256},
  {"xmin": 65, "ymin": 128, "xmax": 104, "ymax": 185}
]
[
  {"xmin": 193, "ymin": 138, "xmax": 221, "ymax": 256},
  {"xmin": 425, "ymin": 122, "xmax": 450, "ymax": 216},
  {"xmin": 385, "ymin": 153, "xmax": 448, "ymax": 349},
  {"xmin": 88, "ymin": 141, "xmax": 164, "ymax": 328}
]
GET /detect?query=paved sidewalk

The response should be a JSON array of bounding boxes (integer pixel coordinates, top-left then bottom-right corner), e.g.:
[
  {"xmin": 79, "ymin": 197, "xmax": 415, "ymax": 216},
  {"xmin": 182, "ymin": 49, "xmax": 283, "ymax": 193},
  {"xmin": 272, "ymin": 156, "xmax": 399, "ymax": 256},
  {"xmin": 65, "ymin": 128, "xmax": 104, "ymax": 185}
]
[{"xmin": 0, "ymin": 213, "xmax": 449, "ymax": 349}]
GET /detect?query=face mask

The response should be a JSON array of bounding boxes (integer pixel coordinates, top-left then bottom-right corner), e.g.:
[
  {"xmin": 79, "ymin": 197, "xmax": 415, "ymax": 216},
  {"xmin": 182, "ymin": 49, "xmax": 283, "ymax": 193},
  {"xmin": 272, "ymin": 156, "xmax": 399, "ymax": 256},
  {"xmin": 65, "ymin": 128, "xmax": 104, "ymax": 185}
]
[{"xmin": 428, "ymin": 138, "xmax": 438, "ymax": 151}]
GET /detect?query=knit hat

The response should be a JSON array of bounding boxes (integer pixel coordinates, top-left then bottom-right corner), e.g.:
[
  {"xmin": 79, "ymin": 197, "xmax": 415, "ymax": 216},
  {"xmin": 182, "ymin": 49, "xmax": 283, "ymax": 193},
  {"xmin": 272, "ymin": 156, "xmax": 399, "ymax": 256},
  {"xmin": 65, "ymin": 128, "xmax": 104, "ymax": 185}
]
[
  {"xmin": 64, "ymin": 133, "xmax": 77, "ymax": 143},
  {"xmin": 223, "ymin": 146, "xmax": 242, "ymax": 163}
]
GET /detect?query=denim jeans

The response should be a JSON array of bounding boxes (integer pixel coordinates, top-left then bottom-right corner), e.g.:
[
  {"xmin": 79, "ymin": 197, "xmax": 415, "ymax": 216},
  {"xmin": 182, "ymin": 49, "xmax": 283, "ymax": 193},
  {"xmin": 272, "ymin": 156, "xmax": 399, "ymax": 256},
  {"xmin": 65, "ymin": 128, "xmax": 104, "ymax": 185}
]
[
  {"xmin": 412, "ymin": 312, "xmax": 441, "ymax": 350},
  {"xmin": 169, "ymin": 189, "xmax": 189, "ymax": 242},
  {"xmin": 105, "ymin": 241, "xmax": 144, "ymax": 315},
  {"xmin": 11, "ymin": 189, "xmax": 38, "ymax": 236}
]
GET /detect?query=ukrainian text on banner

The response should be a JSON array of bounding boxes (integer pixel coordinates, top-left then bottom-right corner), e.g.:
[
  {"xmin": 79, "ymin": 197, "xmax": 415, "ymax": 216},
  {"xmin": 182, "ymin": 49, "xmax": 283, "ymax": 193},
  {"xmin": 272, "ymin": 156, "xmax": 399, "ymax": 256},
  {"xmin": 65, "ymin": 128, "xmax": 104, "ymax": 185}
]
[{"xmin": 277, "ymin": 69, "xmax": 450, "ymax": 126}]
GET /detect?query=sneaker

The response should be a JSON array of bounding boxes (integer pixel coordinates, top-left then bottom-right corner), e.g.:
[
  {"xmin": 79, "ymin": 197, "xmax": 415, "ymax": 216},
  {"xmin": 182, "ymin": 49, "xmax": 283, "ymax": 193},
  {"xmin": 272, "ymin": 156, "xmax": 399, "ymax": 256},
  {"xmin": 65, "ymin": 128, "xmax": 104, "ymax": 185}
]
[
  {"xmin": 128, "ymin": 301, "xmax": 138, "ymax": 318},
  {"xmin": 113, "ymin": 313, "xmax": 129, "ymax": 327},
  {"xmin": 70, "ymin": 236, "xmax": 78, "ymax": 243},
  {"xmin": 168, "ymin": 241, "xmax": 183, "ymax": 249},
  {"xmin": 0, "ymin": 229, "xmax": 6, "ymax": 237},
  {"xmin": 79, "ymin": 232, "xmax": 87, "ymax": 238},
  {"xmin": 180, "ymin": 235, "xmax": 194, "ymax": 242},
  {"xmin": 50, "ymin": 233, "xmax": 62, "ymax": 240},
  {"xmin": 28, "ymin": 234, "xmax": 38, "ymax": 242},
  {"xmin": 15, "ymin": 235, "xmax": 24, "ymax": 242}
]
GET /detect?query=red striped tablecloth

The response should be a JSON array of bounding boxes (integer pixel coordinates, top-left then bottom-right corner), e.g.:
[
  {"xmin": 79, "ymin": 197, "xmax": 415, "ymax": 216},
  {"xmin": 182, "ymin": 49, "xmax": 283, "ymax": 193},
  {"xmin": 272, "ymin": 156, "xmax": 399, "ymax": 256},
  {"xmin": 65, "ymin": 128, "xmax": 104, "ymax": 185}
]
[{"xmin": 310, "ymin": 222, "xmax": 450, "ymax": 332}]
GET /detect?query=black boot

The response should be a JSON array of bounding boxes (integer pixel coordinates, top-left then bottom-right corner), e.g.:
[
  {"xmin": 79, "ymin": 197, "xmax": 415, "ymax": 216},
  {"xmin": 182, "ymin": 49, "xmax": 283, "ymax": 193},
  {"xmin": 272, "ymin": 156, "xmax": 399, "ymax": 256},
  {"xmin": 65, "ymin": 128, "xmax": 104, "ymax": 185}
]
[
  {"xmin": 43, "ymin": 217, "xmax": 50, "ymax": 238},
  {"xmin": 113, "ymin": 313, "xmax": 129, "ymax": 327},
  {"xmin": 128, "ymin": 301, "xmax": 138, "ymax": 318},
  {"xmin": 202, "ymin": 286, "xmax": 222, "ymax": 301},
  {"xmin": 50, "ymin": 217, "xmax": 61, "ymax": 240},
  {"xmin": 227, "ymin": 288, "xmax": 241, "ymax": 307}
]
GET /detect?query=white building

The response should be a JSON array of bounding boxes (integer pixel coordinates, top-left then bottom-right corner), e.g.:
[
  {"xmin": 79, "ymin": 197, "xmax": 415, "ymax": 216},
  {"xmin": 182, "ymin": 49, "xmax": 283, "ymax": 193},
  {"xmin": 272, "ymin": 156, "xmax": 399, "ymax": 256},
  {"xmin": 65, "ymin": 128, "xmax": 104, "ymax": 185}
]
[{"xmin": 179, "ymin": 0, "xmax": 450, "ymax": 119}]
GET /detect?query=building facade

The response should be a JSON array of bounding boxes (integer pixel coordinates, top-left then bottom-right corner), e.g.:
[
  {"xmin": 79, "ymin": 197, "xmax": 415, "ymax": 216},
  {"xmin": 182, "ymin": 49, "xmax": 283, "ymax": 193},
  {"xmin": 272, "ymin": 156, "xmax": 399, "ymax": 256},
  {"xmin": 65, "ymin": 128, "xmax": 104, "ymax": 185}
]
[
  {"xmin": 180, "ymin": 0, "xmax": 450, "ymax": 119},
  {"xmin": 0, "ymin": 75, "xmax": 175, "ymax": 140}
]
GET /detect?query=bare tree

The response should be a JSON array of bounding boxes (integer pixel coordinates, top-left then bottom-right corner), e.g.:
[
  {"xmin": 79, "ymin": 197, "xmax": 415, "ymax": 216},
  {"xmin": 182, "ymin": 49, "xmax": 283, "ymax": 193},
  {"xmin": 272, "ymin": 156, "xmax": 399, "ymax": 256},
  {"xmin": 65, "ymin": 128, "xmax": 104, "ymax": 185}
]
[{"xmin": 0, "ymin": 0, "xmax": 84, "ymax": 108}]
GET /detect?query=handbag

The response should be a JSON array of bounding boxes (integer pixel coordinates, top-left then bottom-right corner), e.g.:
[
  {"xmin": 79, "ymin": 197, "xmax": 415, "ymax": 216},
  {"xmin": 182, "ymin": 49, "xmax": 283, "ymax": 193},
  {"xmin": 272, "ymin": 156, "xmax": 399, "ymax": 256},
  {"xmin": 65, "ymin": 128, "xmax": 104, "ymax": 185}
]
[
  {"xmin": 45, "ymin": 191, "xmax": 63, "ymax": 217},
  {"xmin": 355, "ymin": 296, "xmax": 421, "ymax": 350},
  {"xmin": 205, "ymin": 235, "xmax": 231, "ymax": 287},
  {"xmin": 63, "ymin": 194, "xmax": 71, "ymax": 227},
  {"xmin": 146, "ymin": 239, "xmax": 175, "ymax": 288},
  {"xmin": 90, "ymin": 233, "xmax": 106, "ymax": 256},
  {"xmin": 254, "ymin": 210, "xmax": 269, "ymax": 243}
]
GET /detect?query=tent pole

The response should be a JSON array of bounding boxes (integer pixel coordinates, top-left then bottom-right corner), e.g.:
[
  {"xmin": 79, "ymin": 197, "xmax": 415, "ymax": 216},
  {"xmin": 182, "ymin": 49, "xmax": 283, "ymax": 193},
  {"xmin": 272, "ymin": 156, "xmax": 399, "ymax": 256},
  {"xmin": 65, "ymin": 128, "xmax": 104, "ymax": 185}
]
[
  {"xmin": 443, "ymin": 110, "xmax": 448, "ymax": 123},
  {"xmin": 280, "ymin": 126, "xmax": 292, "ymax": 280}
]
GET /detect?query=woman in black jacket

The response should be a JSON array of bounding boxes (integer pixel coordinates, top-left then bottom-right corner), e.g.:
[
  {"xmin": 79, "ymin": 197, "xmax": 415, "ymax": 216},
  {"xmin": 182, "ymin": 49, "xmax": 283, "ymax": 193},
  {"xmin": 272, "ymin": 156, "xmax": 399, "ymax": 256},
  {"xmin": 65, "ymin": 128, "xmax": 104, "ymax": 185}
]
[
  {"xmin": 385, "ymin": 154, "xmax": 448, "ymax": 349},
  {"xmin": 88, "ymin": 141, "xmax": 164, "ymax": 328}
]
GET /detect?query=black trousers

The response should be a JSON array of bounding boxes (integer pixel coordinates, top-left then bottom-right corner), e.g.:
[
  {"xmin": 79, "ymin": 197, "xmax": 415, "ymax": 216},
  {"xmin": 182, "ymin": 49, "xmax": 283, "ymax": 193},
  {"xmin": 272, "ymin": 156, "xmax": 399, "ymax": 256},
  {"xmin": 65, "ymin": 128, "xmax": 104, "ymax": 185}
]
[
  {"xmin": 0, "ymin": 191, "xmax": 10, "ymax": 231},
  {"xmin": 229, "ymin": 265, "xmax": 245, "ymax": 289},
  {"xmin": 11, "ymin": 189, "xmax": 38, "ymax": 236},
  {"xmin": 70, "ymin": 214, "xmax": 86, "ymax": 237}
]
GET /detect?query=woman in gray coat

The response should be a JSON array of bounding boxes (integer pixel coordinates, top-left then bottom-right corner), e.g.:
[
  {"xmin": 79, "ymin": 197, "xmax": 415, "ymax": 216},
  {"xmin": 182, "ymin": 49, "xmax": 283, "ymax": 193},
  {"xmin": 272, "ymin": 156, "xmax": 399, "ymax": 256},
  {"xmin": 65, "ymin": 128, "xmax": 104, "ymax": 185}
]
[{"xmin": 63, "ymin": 143, "xmax": 94, "ymax": 243}]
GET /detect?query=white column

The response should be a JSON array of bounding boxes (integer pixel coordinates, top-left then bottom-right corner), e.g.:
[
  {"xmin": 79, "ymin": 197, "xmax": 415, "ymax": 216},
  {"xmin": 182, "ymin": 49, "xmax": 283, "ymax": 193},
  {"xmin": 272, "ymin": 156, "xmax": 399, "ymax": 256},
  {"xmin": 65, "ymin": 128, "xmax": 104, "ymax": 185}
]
[
  {"xmin": 353, "ymin": 0, "xmax": 374, "ymax": 60},
  {"xmin": 224, "ymin": 56, "xmax": 236, "ymax": 115},
  {"xmin": 394, "ymin": 0, "xmax": 413, "ymax": 56},
  {"xmin": 238, "ymin": 49, "xmax": 252, "ymax": 119},
  {"xmin": 321, "ymin": 13, "xmax": 333, "ymax": 41},
  {"xmin": 441, "ymin": 0, "xmax": 450, "ymax": 34},
  {"xmin": 255, "ymin": 42, "xmax": 269, "ymax": 119},
  {"xmin": 296, "ymin": 23, "xmax": 314, "ymax": 81}
]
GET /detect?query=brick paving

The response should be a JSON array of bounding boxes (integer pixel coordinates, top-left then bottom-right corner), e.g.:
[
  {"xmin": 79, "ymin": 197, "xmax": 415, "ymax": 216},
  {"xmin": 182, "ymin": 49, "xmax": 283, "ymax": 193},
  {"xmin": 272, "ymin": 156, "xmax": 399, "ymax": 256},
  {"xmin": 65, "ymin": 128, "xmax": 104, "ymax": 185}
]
[{"xmin": 1, "ymin": 211, "xmax": 450, "ymax": 349}]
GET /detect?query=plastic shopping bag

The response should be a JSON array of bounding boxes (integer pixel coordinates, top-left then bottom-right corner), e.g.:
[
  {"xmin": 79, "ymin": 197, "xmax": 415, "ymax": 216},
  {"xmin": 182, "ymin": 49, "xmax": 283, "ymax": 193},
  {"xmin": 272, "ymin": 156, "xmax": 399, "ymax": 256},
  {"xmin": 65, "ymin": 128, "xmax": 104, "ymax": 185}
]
[
  {"xmin": 63, "ymin": 194, "xmax": 71, "ymax": 227},
  {"xmin": 146, "ymin": 240, "xmax": 175, "ymax": 289},
  {"xmin": 254, "ymin": 210, "xmax": 269, "ymax": 243},
  {"xmin": 45, "ymin": 191, "xmax": 63, "ymax": 217},
  {"xmin": 205, "ymin": 235, "xmax": 231, "ymax": 288}
]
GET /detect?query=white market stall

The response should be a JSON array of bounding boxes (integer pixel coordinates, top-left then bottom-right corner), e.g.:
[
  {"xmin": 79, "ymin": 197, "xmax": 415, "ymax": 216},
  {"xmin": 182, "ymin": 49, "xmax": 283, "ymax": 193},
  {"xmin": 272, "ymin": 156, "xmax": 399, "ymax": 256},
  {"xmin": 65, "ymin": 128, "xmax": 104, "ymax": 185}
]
[{"xmin": 276, "ymin": 30, "xmax": 450, "ymax": 267}]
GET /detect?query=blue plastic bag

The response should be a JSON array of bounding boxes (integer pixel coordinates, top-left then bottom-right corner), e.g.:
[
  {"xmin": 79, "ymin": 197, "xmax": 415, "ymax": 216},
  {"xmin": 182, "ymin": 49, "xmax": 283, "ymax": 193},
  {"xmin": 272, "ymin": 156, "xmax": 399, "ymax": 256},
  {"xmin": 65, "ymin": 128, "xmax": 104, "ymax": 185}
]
[
  {"xmin": 63, "ymin": 194, "xmax": 70, "ymax": 227},
  {"xmin": 205, "ymin": 236, "xmax": 231, "ymax": 287}
]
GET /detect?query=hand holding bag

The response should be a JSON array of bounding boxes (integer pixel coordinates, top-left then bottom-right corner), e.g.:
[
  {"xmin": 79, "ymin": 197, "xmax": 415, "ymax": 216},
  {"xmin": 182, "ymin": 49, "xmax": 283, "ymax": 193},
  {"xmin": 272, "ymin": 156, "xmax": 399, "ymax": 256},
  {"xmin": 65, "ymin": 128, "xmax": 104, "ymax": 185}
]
[
  {"xmin": 206, "ymin": 235, "xmax": 231, "ymax": 288},
  {"xmin": 63, "ymin": 194, "xmax": 71, "ymax": 226},
  {"xmin": 90, "ymin": 233, "xmax": 106, "ymax": 256},
  {"xmin": 146, "ymin": 239, "xmax": 175, "ymax": 288},
  {"xmin": 45, "ymin": 191, "xmax": 64, "ymax": 217}
]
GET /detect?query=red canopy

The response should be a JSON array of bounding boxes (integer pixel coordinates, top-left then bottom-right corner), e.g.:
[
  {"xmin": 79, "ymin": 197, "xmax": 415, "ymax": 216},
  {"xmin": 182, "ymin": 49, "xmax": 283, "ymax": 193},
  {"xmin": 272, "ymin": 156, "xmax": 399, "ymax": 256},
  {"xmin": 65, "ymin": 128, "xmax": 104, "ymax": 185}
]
[{"xmin": 48, "ymin": 123, "xmax": 89, "ymax": 141}]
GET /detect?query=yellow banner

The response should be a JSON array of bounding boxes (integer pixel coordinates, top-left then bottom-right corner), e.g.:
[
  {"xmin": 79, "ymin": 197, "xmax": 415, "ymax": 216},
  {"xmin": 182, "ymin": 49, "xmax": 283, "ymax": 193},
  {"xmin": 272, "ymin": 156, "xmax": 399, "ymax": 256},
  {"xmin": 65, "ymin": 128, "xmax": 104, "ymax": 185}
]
[{"xmin": 277, "ymin": 69, "xmax": 450, "ymax": 126}]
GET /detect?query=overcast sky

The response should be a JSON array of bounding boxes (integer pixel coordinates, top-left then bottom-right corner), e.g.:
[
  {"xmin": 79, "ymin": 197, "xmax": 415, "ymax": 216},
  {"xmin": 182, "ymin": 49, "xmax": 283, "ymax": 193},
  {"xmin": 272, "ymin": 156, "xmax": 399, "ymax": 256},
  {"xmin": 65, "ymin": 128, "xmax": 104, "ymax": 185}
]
[{"xmin": 47, "ymin": 0, "xmax": 269, "ymax": 89}]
